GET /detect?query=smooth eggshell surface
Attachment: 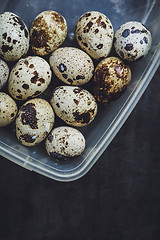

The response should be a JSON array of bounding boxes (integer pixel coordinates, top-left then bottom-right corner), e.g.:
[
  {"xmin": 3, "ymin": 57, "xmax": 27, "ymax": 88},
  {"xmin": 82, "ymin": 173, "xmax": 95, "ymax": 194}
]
[
  {"xmin": 30, "ymin": 10, "xmax": 67, "ymax": 56},
  {"xmin": 114, "ymin": 21, "xmax": 152, "ymax": 61},
  {"xmin": 93, "ymin": 57, "xmax": 131, "ymax": 103},
  {"xmin": 0, "ymin": 92, "xmax": 17, "ymax": 127},
  {"xmin": 8, "ymin": 56, "xmax": 52, "ymax": 100},
  {"xmin": 50, "ymin": 86, "xmax": 97, "ymax": 127},
  {"xmin": 75, "ymin": 11, "xmax": 114, "ymax": 60},
  {"xmin": 0, "ymin": 12, "xmax": 29, "ymax": 62},
  {"xmin": 0, "ymin": 58, "xmax": 9, "ymax": 89},
  {"xmin": 16, "ymin": 98, "xmax": 55, "ymax": 146},
  {"xmin": 46, "ymin": 126, "xmax": 86, "ymax": 160},
  {"xmin": 49, "ymin": 47, "xmax": 94, "ymax": 86}
]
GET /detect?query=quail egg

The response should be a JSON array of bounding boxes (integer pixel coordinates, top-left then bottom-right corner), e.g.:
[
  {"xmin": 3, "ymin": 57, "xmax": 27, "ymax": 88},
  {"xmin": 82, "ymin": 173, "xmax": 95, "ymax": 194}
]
[
  {"xmin": 0, "ymin": 12, "xmax": 29, "ymax": 62},
  {"xmin": 16, "ymin": 98, "xmax": 55, "ymax": 146},
  {"xmin": 75, "ymin": 11, "xmax": 114, "ymax": 60},
  {"xmin": 45, "ymin": 126, "xmax": 86, "ymax": 160},
  {"xmin": 30, "ymin": 10, "xmax": 67, "ymax": 56},
  {"xmin": 93, "ymin": 57, "xmax": 131, "ymax": 103},
  {"xmin": 50, "ymin": 86, "xmax": 97, "ymax": 127},
  {"xmin": 49, "ymin": 47, "xmax": 94, "ymax": 86},
  {"xmin": 0, "ymin": 58, "xmax": 9, "ymax": 89},
  {"xmin": 8, "ymin": 56, "xmax": 52, "ymax": 100},
  {"xmin": 114, "ymin": 21, "xmax": 152, "ymax": 61},
  {"xmin": 0, "ymin": 92, "xmax": 17, "ymax": 127}
]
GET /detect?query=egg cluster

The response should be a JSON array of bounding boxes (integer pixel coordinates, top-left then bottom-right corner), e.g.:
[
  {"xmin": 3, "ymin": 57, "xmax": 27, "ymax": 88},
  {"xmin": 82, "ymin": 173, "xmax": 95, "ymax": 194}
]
[{"xmin": 0, "ymin": 10, "xmax": 152, "ymax": 160}]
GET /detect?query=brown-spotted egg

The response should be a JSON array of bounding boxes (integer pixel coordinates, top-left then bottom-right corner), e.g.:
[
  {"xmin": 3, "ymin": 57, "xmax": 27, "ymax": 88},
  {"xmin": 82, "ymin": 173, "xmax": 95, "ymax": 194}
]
[
  {"xmin": 93, "ymin": 57, "xmax": 131, "ymax": 103},
  {"xmin": 75, "ymin": 11, "xmax": 114, "ymax": 60},
  {"xmin": 8, "ymin": 56, "xmax": 52, "ymax": 100},
  {"xmin": 50, "ymin": 86, "xmax": 97, "ymax": 127},
  {"xmin": 30, "ymin": 10, "xmax": 67, "ymax": 56},
  {"xmin": 114, "ymin": 21, "xmax": 152, "ymax": 61},
  {"xmin": 49, "ymin": 47, "xmax": 94, "ymax": 86},
  {"xmin": 16, "ymin": 98, "xmax": 55, "ymax": 146},
  {"xmin": 0, "ymin": 12, "xmax": 29, "ymax": 62},
  {"xmin": 0, "ymin": 92, "xmax": 17, "ymax": 127},
  {"xmin": 46, "ymin": 126, "xmax": 86, "ymax": 160},
  {"xmin": 0, "ymin": 58, "xmax": 9, "ymax": 89}
]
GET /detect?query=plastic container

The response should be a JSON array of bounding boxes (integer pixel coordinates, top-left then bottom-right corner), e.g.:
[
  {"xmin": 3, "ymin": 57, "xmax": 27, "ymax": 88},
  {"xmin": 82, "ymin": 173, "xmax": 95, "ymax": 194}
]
[{"xmin": 0, "ymin": 0, "xmax": 160, "ymax": 182}]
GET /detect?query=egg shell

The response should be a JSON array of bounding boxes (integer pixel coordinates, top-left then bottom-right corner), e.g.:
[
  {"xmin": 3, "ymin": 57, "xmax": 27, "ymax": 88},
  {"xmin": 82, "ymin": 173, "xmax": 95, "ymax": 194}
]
[
  {"xmin": 50, "ymin": 86, "xmax": 97, "ymax": 127},
  {"xmin": 16, "ymin": 98, "xmax": 55, "ymax": 146},
  {"xmin": 114, "ymin": 21, "xmax": 152, "ymax": 61},
  {"xmin": 8, "ymin": 56, "xmax": 52, "ymax": 100},
  {"xmin": 0, "ymin": 12, "xmax": 29, "ymax": 62},
  {"xmin": 0, "ymin": 92, "xmax": 17, "ymax": 127},
  {"xmin": 0, "ymin": 58, "xmax": 9, "ymax": 89},
  {"xmin": 49, "ymin": 47, "xmax": 94, "ymax": 86},
  {"xmin": 75, "ymin": 11, "xmax": 114, "ymax": 60},
  {"xmin": 30, "ymin": 10, "xmax": 67, "ymax": 56},
  {"xmin": 93, "ymin": 57, "xmax": 131, "ymax": 103},
  {"xmin": 45, "ymin": 126, "xmax": 86, "ymax": 160}
]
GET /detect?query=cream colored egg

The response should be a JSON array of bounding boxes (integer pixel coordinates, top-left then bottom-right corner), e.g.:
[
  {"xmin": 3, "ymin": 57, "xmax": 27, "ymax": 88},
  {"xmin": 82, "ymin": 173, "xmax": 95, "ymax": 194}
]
[
  {"xmin": 75, "ymin": 11, "xmax": 114, "ymax": 60},
  {"xmin": 0, "ymin": 12, "xmax": 29, "ymax": 62},
  {"xmin": 114, "ymin": 21, "xmax": 152, "ymax": 61},
  {"xmin": 46, "ymin": 126, "xmax": 86, "ymax": 160},
  {"xmin": 8, "ymin": 56, "xmax": 52, "ymax": 100},
  {"xmin": 16, "ymin": 98, "xmax": 55, "ymax": 146},
  {"xmin": 0, "ymin": 92, "xmax": 17, "ymax": 127},
  {"xmin": 50, "ymin": 85, "xmax": 97, "ymax": 127},
  {"xmin": 30, "ymin": 10, "xmax": 67, "ymax": 56},
  {"xmin": 0, "ymin": 58, "xmax": 9, "ymax": 89},
  {"xmin": 49, "ymin": 47, "xmax": 94, "ymax": 86},
  {"xmin": 93, "ymin": 57, "xmax": 131, "ymax": 103}
]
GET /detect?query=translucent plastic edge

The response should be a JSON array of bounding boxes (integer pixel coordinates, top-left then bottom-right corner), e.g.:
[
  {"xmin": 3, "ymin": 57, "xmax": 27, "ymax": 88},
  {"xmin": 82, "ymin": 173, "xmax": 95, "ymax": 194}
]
[
  {"xmin": 77, "ymin": 43, "xmax": 160, "ymax": 179},
  {"xmin": 0, "ymin": 43, "xmax": 160, "ymax": 182}
]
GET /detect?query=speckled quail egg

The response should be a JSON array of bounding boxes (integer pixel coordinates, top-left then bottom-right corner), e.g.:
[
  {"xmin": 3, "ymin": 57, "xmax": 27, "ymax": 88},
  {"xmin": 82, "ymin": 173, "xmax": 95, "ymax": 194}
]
[
  {"xmin": 0, "ymin": 92, "xmax": 17, "ymax": 127},
  {"xmin": 30, "ymin": 10, "xmax": 67, "ymax": 56},
  {"xmin": 93, "ymin": 57, "xmax": 131, "ymax": 103},
  {"xmin": 75, "ymin": 11, "xmax": 114, "ymax": 60},
  {"xmin": 16, "ymin": 98, "xmax": 55, "ymax": 146},
  {"xmin": 8, "ymin": 56, "xmax": 52, "ymax": 100},
  {"xmin": 0, "ymin": 58, "xmax": 9, "ymax": 89},
  {"xmin": 114, "ymin": 21, "xmax": 152, "ymax": 61},
  {"xmin": 0, "ymin": 12, "xmax": 29, "ymax": 62},
  {"xmin": 49, "ymin": 47, "xmax": 94, "ymax": 86},
  {"xmin": 45, "ymin": 126, "xmax": 86, "ymax": 160},
  {"xmin": 50, "ymin": 86, "xmax": 97, "ymax": 127}
]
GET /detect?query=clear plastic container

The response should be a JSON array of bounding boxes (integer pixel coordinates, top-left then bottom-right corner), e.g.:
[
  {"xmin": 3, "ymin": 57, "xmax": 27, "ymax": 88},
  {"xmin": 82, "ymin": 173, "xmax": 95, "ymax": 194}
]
[{"xmin": 0, "ymin": 0, "xmax": 160, "ymax": 181}]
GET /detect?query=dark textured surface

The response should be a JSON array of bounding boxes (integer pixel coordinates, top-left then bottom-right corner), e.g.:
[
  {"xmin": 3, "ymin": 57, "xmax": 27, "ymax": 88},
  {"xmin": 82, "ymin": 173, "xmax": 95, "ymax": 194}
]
[{"xmin": 0, "ymin": 66, "xmax": 160, "ymax": 240}]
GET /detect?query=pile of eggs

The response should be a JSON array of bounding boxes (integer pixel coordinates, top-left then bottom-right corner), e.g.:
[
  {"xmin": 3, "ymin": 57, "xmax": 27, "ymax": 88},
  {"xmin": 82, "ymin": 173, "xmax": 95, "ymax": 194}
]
[{"xmin": 0, "ymin": 10, "xmax": 152, "ymax": 160}]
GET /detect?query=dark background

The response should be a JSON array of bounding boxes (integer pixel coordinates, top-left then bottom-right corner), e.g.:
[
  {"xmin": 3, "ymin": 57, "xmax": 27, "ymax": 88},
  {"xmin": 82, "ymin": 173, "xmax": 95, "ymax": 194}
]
[{"xmin": 0, "ymin": 66, "xmax": 160, "ymax": 240}]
